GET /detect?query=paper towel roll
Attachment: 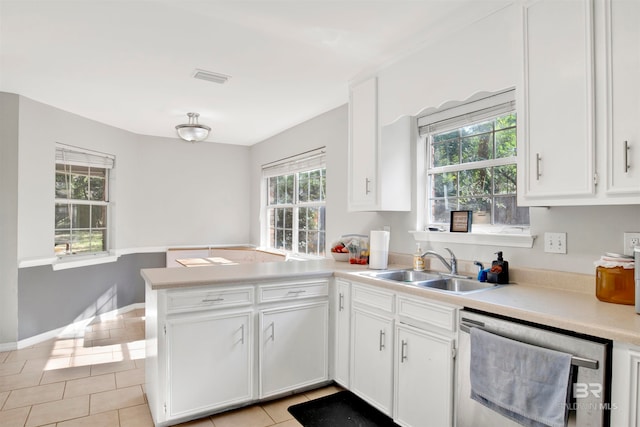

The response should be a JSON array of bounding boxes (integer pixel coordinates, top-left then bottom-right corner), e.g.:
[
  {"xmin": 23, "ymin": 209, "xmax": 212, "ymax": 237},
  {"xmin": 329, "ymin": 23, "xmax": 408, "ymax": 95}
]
[{"xmin": 369, "ymin": 230, "xmax": 390, "ymax": 269}]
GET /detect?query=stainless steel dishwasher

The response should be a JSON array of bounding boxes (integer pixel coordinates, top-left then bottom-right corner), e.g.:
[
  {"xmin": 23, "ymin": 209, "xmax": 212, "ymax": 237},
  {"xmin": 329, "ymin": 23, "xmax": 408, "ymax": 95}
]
[{"xmin": 456, "ymin": 309, "xmax": 611, "ymax": 427}]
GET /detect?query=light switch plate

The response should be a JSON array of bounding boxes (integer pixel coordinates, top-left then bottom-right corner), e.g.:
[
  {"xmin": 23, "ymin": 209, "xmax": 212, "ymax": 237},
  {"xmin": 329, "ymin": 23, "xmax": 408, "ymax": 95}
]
[{"xmin": 544, "ymin": 232, "xmax": 567, "ymax": 254}]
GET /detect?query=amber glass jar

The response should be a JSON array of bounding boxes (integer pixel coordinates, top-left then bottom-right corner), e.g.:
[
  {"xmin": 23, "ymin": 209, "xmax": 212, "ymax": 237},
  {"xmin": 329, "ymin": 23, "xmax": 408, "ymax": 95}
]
[{"xmin": 595, "ymin": 266, "xmax": 635, "ymax": 305}]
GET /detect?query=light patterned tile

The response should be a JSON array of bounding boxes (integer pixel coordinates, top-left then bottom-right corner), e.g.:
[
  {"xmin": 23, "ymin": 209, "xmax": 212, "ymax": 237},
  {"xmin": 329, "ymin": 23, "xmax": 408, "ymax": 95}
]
[
  {"xmin": 64, "ymin": 373, "xmax": 116, "ymax": 398},
  {"xmin": 0, "ymin": 351, "xmax": 10, "ymax": 363},
  {"xmin": 261, "ymin": 394, "xmax": 309, "ymax": 423},
  {"xmin": 119, "ymin": 403, "xmax": 154, "ymax": 427},
  {"xmin": 176, "ymin": 417, "xmax": 215, "ymax": 426},
  {"xmin": 274, "ymin": 419, "xmax": 303, "ymax": 427},
  {"xmin": 41, "ymin": 365, "xmax": 91, "ymax": 385},
  {"xmin": 90, "ymin": 360, "xmax": 136, "ymax": 376},
  {"xmin": 26, "ymin": 395, "xmax": 90, "ymax": 426},
  {"xmin": 210, "ymin": 405, "xmax": 275, "ymax": 427},
  {"xmin": 0, "ymin": 372, "xmax": 42, "ymax": 393},
  {"xmin": 91, "ymin": 320, "xmax": 124, "ymax": 332},
  {"xmin": 57, "ymin": 410, "xmax": 120, "ymax": 427},
  {"xmin": 0, "ymin": 361, "xmax": 25, "ymax": 377},
  {"xmin": 303, "ymin": 385, "xmax": 343, "ymax": 401},
  {"xmin": 3, "ymin": 381, "xmax": 65, "ymax": 409},
  {"xmin": 5, "ymin": 346, "xmax": 65, "ymax": 363},
  {"xmin": 115, "ymin": 367, "xmax": 144, "ymax": 389},
  {"xmin": 0, "ymin": 406, "xmax": 31, "ymax": 427},
  {"xmin": 0, "ymin": 390, "xmax": 9, "ymax": 408},
  {"xmin": 22, "ymin": 356, "xmax": 70, "ymax": 373},
  {"xmin": 83, "ymin": 330, "xmax": 110, "ymax": 341},
  {"xmin": 70, "ymin": 352, "xmax": 116, "ymax": 368},
  {"xmin": 89, "ymin": 385, "xmax": 145, "ymax": 414}
]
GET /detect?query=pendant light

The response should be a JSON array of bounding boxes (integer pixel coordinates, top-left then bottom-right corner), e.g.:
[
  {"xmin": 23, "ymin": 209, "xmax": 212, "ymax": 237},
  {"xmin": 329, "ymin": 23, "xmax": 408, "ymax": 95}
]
[{"xmin": 175, "ymin": 112, "xmax": 211, "ymax": 142}]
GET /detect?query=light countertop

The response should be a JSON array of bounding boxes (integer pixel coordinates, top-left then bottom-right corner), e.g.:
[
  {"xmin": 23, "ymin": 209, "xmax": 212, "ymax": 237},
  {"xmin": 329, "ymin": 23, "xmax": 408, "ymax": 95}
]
[{"xmin": 141, "ymin": 259, "xmax": 640, "ymax": 346}]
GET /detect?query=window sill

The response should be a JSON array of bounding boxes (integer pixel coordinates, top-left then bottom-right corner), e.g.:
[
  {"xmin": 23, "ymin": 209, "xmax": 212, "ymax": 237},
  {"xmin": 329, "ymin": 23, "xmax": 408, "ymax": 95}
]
[
  {"xmin": 19, "ymin": 253, "xmax": 120, "ymax": 270},
  {"xmin": 410, "ymin": 230, "xmax": 536, "ymax": 248}
]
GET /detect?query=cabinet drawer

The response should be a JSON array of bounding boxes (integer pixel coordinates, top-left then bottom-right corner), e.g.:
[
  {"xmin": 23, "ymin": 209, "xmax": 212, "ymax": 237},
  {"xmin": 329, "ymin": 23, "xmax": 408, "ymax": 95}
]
[
  {"xmin": 258, "ymin": 279, "xmax": 328, "ymax": 303},
  {"xmin": 397, "ymin": 296, "xmax": 457, "ymax": 333},
  {"xmin": 167, "ymin": 286, "xmax": 254, "ymax": 314},
  {"xmin": 352, "ymin": 283, "xmax": 394, "ymax": 314}
]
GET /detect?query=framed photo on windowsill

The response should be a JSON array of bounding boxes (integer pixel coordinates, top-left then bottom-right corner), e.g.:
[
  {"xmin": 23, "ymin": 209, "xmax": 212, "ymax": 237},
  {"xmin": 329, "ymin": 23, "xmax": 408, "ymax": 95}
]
[{"xmin": 450, "ymin": 210, "xmax": 472, "ymax": 233}]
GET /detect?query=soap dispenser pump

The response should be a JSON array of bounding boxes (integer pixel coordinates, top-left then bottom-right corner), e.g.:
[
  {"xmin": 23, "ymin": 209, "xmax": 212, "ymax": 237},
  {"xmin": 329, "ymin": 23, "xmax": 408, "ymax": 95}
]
[{"xmin": 488, "ymin": 251, "xmax": 509, "ymax": 284}]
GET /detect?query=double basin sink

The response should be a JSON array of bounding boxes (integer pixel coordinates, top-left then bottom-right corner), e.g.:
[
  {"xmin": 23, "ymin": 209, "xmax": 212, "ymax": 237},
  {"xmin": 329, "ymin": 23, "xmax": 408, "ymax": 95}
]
[{"xmin": 359, "ymin": 269, "xmax": 505, "ymax": 294}]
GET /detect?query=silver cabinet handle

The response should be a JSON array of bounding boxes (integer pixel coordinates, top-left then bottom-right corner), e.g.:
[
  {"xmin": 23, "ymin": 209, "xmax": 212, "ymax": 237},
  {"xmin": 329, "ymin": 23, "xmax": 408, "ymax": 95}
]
[
  {"xmin": 401, "ymin": 339, "xmax": 408, "ymax": 363},
  {"xmin": 286, "ymin": 290, "xmax": 306, "ymax": 296},
  {"xmin": 240, "ymin": 324, "xmax": 245, "ymax": 344},
  {"xmin": 625, "ymin": 141, "xmax": 631, "ymax": 173},
  {"xmin": 379, "ymin": 330, "xmax": 385, "ymax": 351},
  {"xmin": 269, "ymin": 322, "xmax": 275, "ymax": 342},
  {"xmin": 339, "ymin": 293, "xmax": 344, "ymax": 311},
  {"xmin": 202, "ymin": 297, "xmax": 224, "ymax": 303},
  {"xmin": 365, "ymin": 178, "xmax": 371, "ymax": 195},
  {"xmin": 536, "ymin": 153, "xmax": 542, "ymax": 180}
]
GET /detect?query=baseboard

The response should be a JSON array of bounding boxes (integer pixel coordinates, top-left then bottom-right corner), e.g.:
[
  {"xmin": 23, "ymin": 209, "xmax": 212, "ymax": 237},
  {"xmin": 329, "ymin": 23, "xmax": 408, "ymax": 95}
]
[{"xmin": 15, "ymin": 303, "xmax": 145, "ymax": 349}]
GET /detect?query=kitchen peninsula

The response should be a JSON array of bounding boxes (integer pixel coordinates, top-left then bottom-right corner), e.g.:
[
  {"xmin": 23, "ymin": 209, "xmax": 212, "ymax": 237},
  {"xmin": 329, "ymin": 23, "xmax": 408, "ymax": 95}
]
[{"xmin": 142, "ymin": 259, "xmax": 640, "ymax": 426}]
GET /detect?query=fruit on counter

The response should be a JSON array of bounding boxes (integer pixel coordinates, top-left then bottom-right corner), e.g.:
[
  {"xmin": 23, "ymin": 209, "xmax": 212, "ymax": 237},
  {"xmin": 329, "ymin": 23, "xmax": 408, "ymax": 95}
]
[{"xmin": 331, "ymin": 242, "xmax": 349, "ymax": 253}]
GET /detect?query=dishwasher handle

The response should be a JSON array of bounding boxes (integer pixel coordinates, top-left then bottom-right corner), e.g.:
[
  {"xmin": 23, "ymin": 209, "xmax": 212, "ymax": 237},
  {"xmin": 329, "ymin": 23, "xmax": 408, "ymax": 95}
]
[{"xmin": 459, "ymin": 318, "xmax": 599, "ymax": 370}]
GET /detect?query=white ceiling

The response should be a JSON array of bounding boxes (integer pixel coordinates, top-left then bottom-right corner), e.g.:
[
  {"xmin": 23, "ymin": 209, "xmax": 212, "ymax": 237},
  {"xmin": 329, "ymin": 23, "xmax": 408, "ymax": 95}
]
[{"xmin": 0, "ymin": 1, "xmax": 509, "ymax": 146}]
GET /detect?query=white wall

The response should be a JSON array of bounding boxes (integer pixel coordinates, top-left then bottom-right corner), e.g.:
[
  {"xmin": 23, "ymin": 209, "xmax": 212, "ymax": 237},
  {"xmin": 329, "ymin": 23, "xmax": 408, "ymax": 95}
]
[
  {"xmin": 15, "ymin": 96, "xmax": 251, "ymax": 263},
  {"xmin": 249, "ymin": 105, "xmax": 384, "ymax": 247}
]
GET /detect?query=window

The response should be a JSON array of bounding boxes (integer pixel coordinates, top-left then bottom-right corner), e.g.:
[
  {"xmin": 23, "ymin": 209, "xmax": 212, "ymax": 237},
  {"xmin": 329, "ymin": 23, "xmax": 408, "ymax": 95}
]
[
  {"xmin": 421, "ymin": 90, "xmax": 529, "ymax": 229},
  {"xmin": 262, "ymin": 148, "xmax": 326, "ymax": 256},
  {"xmin": 55, "ymin": 144, "xmax": 114, "ymax": 256}
]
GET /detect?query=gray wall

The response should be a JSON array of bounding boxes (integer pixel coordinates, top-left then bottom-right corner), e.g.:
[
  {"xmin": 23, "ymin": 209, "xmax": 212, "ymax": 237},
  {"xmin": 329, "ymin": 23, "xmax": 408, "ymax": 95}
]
[
  {"xmin": 0, "ymin": 92, "xmax": 19, "ymax": 345},
  {"xmin": 18, "ymin": 252, "xmax": 164, "ymax": 339}
]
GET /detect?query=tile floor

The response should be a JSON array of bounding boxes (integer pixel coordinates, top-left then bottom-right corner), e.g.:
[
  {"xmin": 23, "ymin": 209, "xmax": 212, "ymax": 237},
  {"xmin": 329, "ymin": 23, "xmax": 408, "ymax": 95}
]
[{"xmin": 0, "ymin": 308, "xmax": 341, "ymax": 427}]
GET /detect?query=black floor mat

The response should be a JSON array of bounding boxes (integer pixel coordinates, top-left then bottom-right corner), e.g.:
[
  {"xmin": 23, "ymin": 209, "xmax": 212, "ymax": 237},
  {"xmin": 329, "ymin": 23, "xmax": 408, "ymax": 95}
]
[{"xmin": 288, "ymin": 390, "xmax": 400, "ymax": 427}]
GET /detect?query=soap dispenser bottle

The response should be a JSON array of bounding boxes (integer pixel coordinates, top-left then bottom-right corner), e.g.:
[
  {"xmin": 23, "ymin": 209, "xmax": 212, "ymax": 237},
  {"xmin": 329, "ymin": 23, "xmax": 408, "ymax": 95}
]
[
  {"xmin": 413, "ymin": 244, "xmax": 425, "ymax": 271},
  {"xmin": 488, "ymin": 251, "xmax": 509, "ymax": 284}
]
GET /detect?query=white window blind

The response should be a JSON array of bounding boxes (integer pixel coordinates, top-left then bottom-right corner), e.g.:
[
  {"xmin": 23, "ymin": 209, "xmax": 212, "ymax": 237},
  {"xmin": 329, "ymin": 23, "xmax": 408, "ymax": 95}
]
[
  {"xmin": 56, "ymin": 144, "xmax": 115, "ymax": 169},
  {"xmin": 418, "ymin": 90, "xmax": 516, "ymax": 136},
  {"xmin": 262, "ymin": 147, "xmax": 326, "ymax": 178}
]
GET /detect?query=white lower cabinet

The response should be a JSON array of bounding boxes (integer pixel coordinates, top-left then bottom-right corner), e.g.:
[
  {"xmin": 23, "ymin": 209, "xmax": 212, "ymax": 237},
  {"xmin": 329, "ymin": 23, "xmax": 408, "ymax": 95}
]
[
  {"xmin": 166, "ymin": 311, "xmax": 252, "ymax": 418},
  {"xmin": 351, "ymin": 307, "xmax": 394, "ymax": 415},
  {"xmin": 334, "ymin": 279, "xmax": 351, "ymax": 388},
  {"xmin": 394, "ymin": 323, "xmax": 454, "ymax": 427},
  {"xmin": 611, "ymin": 341, "xmax": 640, "ymax": 426},
  {"xmin": 259, "ymin": 301, "xmax": 329, "ymax": 398}
]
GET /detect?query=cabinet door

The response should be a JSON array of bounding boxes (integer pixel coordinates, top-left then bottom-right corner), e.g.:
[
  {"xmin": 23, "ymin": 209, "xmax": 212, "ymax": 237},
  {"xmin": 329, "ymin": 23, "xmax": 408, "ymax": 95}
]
[
  {"xmin": 610, "ymin": 342, "xmax": 640, "ymax": 427},
  {"xmin": 260, "ymin": 302, "xmax": 328, "ymax": 398},
  {"xmin": 349, "ymin": 77, "xmax": 378, "ymax": 210},
  {"xmin": 518, "ymin": 0, "xmax": 596, "ymax": 205},
  {"xmin": 394, "ymin": 324, "xmax": 454, "ymax": 427},
  {"xmin": 166, "ymin": 311, "xmax": 252, "ymax": 418},
  {"xmin": 334, "ymin": 279, "xmax": 351, "ymax": 387},
  {"xmin": 350, "ymin": 308, "xmax": 393, "ymax": 416},
  {"xmin": 605, "ymin": 0, "xmax": 640, "ymax": 198}
]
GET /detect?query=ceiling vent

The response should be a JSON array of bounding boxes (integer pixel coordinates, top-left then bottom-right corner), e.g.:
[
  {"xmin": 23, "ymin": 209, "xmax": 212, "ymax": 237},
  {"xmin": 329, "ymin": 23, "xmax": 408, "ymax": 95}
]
[{"xmin": 192, "ymin": 69, "xmax": 231, "ymax": 84}]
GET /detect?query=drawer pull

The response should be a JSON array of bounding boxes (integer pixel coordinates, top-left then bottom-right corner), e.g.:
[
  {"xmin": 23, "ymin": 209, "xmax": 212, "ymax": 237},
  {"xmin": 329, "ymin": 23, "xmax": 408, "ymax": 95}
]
[
  {"xmin": 365, "ymin": 178, "xmax": 372, "ymax": 195},
  {"xmin": 401, "ymin": 339, "xmax": 408, "ymax": 363},
  {"xmin": 379, "ymin": 330, "xmax": 385, "ymax": 351},
  {"xmin": 240, "ymin": 324, "xmax": 245, "ymax": 344},
  {"xmin": 339, "ymin": 293, "xmax": 344, "ymax": 311},
  {"xmin": 201, "ymin": 297, "xmax": 224, "ymax": 303},
  {"xmin": 286, "ymin": 290, "xmax": 307, "ymax": 296},
  {"xmin": 625, "ymin": 140, "xmax": 631, "ymax": 173},
  {"xmin": 536, "ymin": 153, "xmax": 542, "ymax": 180}
]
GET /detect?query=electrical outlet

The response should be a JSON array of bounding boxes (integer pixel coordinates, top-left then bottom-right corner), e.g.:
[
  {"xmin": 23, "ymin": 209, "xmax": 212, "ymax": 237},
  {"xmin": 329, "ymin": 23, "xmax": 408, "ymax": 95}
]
[
  {"xmin": 623, "ymin": 232, "xmax": 640, "ymax": 256},
  {"xmin": 544, "ymin": 232, "xmax": 567, "ymax": 254}
]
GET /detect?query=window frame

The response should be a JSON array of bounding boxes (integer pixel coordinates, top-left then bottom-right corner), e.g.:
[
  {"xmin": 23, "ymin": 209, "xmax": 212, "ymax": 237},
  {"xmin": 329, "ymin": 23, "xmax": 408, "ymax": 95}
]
[
  {"xmin": 261, "ymin": 148, "xmax": 326, "ymax": 257},
  {"xmin": 54, "ymin": 144, "xmax": 114, "ymax": 258},
  {"xmin": 418, "ymin": 89, "xmax": 531, "ymax": 235}
]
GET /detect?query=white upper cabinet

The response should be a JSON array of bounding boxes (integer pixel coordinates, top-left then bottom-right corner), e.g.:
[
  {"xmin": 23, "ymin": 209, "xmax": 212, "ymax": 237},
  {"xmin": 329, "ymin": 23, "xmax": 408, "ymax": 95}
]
[
  {"xmin": 518, "ymin": 0, "xmax": 640, "ymax": 206},
  {"xmin": 602, "ymin": 0, "xmax": 640, "ymax": 201},
  {"xmin": 348, "ymin": 77, "xmax": 411, "ymax": 211},
  {"xmin": 517, "ymin": 0, "xmax": 596, "ymax": 205}
]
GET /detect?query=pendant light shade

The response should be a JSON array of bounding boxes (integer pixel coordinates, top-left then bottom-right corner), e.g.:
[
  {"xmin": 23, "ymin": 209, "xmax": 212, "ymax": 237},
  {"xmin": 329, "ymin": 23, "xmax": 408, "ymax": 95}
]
[{"xmin": 175, "ymin": 112, "xmax": 211, "ymax": 142}]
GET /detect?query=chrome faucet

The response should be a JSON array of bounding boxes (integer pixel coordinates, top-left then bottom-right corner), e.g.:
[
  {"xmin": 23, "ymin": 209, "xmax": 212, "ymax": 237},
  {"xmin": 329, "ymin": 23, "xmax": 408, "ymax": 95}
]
[{"xmin": 421, "ymin": 248, "xmax": 458, "ymax": 276}]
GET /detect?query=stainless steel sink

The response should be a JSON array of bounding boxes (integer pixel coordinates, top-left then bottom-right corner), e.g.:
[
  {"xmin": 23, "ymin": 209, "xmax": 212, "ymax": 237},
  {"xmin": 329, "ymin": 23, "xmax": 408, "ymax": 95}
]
[
  {"xmin": 414, "ymin": 277, "xmax": 503, "ymax": 294},
  {"xmin": 360, "ymin": 268, "xmax": 505, "ymax": 294},
  {"xmin": 366, "ymin": 269, "xmax": 441, "ymax": 282}
]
